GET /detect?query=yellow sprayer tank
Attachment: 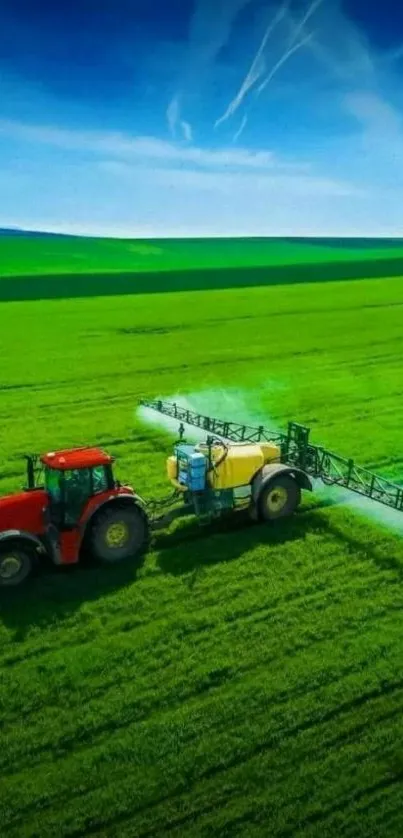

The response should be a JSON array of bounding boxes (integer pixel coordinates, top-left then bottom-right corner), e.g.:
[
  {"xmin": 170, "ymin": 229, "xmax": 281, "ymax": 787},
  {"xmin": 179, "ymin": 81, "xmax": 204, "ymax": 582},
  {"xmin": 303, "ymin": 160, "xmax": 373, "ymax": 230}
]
[
  {"xmin": 199, "ymin": 440, "xmax": 280, "ymax": 491},
  {"xmin": 166, "ymin": 440, "xmax": 281, "ymax": 492}
]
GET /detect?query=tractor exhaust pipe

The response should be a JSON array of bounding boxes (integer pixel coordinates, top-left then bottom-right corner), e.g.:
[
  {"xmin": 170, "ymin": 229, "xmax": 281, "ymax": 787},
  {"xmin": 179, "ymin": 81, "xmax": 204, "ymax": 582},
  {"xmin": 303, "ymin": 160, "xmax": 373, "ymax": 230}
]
[{"xmin": 24, "ymin": 455, "xmax": 36, "ymax": 490}]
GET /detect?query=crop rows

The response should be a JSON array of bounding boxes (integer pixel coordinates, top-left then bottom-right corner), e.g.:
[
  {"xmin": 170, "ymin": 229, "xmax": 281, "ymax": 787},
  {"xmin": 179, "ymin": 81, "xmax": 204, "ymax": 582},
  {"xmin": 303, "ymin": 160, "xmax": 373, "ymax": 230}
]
[{"xmin": 1, "ymin": 272, "xmax": 403, "ymax": 836}]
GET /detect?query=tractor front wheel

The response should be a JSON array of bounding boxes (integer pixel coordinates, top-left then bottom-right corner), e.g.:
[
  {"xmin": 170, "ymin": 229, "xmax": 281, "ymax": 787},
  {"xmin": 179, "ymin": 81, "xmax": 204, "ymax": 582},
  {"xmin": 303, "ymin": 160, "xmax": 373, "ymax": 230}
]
[
  {"xmin": 258, "ymin": 475, "xmax": 301, "ymax": 522},
  {"xmin": 90, "ymin": 504, "xmax": 148, "ymax": 565},
  {"xmin": 0, "ymin": 545, "xmax": 34, "ymax": 587}
]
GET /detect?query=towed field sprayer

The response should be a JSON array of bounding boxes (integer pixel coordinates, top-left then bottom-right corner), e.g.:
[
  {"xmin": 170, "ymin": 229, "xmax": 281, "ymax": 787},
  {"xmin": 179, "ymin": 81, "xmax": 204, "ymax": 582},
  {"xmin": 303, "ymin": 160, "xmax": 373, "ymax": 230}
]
[{"xmin": 0, "ymin": 398, "xmax": 402, "ymax": 587}]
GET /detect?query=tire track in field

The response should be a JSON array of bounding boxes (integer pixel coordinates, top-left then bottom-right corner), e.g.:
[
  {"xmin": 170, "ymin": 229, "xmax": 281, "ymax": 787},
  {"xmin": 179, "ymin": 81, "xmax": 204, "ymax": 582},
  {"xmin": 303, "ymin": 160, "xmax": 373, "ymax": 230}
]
[
  {"xmin": 21, "ymin": 697, "xmax": 403, "ymax": 838},
  {"xmin": 275, "ymin": 774, "xmax": 403, "ymax": 838},
  {"xmin": 344, "ymin": 789, "xmax": 402, "ymax": 817},
  {"xmin": 5, "ymin": 670, "xmax": 403, "ymax": 838},
  {"xmin": 0, "ymin": 552, "xmax": 393, "ymax": 691},
  {"xmin": 181, "ymin": 776, "xmax": 400, "ymax": 838},
  {"xmin": 308, "ymin": 386, "xmax": 403, "ymax": 414},
  {"xmin": 1, "ymin": 335, "xmax": 401, "ymax": 403},
  {"xmin": 128, "ymin": 785, "xmax": 401, "ymax": 838},
  {"xmin": 354, "ymin": 800, "xmax": 403, "ymax": 838},
  {"xmin": 0, "ymin": 503, "xmax": 399, "ymax": 664},
  {"xmin": 0, "ymin": 530, "xmax": 346, "ymax": 662},
  {"xmin": 3, "ymin": 345, "xmax": 400, "ymax": 416},
  {"xmin": 112, "ymin": 300, "xmax": 403, "ymax": 334},
  {"xmin": 3, "ymin": 524, "xmax": 403, "ymax": 776},
  {"xmin": 0, "ymin": 549, "xmax": 371, "ymax": 677},
  {"xmin": 2, "ymin": 597, "xmax": 402, "ymax": 780},
  {"xmin": 139, "ymin": 720, "xmax": 403, "ymax": 838},
  {"xmin": 152, "ymin": 772, "xmax": 403, "ymax": 838},
  {"xmin": 0, "ymin": 541, "xmax": 397, "ymax": 674}
]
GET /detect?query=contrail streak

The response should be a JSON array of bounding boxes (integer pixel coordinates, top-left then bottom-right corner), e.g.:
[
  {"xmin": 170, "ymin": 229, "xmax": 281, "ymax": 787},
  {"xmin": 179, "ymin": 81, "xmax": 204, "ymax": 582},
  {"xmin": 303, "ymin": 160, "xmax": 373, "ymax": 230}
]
[
  {"xmin": 285, "ymin": 0, "xmax": 324, "ymax": 46},
  {"xmin": 167, "ymin": 0, "xmax": 253, "ymax": 144},
  {"xmin": 233, "ymin": 114, "xmax": 248, "ymax": 142},
  {"xmin": 214, "ymin": 1, "xmax": 289, "ymax": 128},
  {"xmin": 257, "ymin": 0, "xmax": 324, "ymax": 96},
  {"xmin": 257, "ymin": 30, "xmax": 315, "ymax": 95},
  {"xmin": 280, "ymin": 4, "xmax": 346, "ymax": 81},
  {"xmin": 280, "ymin": 1, "xmax": 354, "ymax": 83}
]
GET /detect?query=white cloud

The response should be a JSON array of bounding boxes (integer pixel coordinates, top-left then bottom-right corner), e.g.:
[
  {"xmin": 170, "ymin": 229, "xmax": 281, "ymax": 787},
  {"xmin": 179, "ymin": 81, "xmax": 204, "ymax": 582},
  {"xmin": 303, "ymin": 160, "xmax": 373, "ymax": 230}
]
[
  {"xmin": 155, "ymin": 168, "xmax": 362, "ymax": 197},
  {"xmin": 97, "ymin": 161, "xmax": 132, "ymax": 176},
  {"xmin": 343, "ymin": 91, "xmax": 403, "ymax": 136},
  {"xmin": 98, "ymin": 159, "xmax": 364, "ymax": 198},
  {"xmin": 166, "ymin": 95, "xmax": 193, "ymax": 142},
  {"xmin": 266, "ymin": 0, "xmax": 403, "ymax": 151},
  {"xmin": 0, "ymin": 118, "xmax": 310, "ymax": 171},
  {"xmin": 166, "ymin": 95, "xmax": 181, "ymax": 137},
  {"xmin": 341, "ymin": 91, "xmax": 403, "ymax": 178},
  {"xmin": 180, "ymin": 119, "xmax": 193, "ymax": 142},
  {"xmin": 0, "ymin": 117, "xmax": 361, "ymax": 201}
]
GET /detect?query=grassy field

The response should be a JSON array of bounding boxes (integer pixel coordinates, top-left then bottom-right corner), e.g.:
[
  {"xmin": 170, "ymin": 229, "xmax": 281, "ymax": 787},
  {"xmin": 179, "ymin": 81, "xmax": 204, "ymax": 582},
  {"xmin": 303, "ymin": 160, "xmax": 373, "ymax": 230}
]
[
  {"xmin": 2, "ymin": 234, "xmax": 403, "ymax": 304},
  {"xmin": 1, "ymin": 268, "xmax": 403, "ymax": 836},
  {"xmin": 1, "ymin": 232, "xmax": 403, "ymax": 277}
]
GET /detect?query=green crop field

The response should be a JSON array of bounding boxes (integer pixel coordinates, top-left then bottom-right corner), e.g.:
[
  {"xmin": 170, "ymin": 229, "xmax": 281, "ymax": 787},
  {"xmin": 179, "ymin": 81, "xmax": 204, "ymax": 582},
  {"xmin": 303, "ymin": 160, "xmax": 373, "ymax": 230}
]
[
  {"xmin": 1, "ymin": 233, "xmax": 403, "ymax": 277},
  {"xmin": 1, "ymin": 245, "xmax": 403, "ymax": 837},
  {"xmin": 2, "ymin": 234, "xmax": 403, "ymax": 303}
]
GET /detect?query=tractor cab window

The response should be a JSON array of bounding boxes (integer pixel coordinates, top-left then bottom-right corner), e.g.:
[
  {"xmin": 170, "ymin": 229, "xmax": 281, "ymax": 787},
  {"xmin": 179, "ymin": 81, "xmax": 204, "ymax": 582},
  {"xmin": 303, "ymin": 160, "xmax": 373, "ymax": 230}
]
[
  {"xmin": 44, "ymin": 467, "xmax": 64, "ymax": 527},
  {"xmin": 44, "ymin": 464, "xmax": 110, "ymax": 528},
  {"xmin": 92, "ymin": 465, "xmax": 109, "ymax": 494},
  {"xmin": 63, "ymin": 468, "xmax": 92, "ymax": 525},
  {"xmin": 45, "ymin": 467, "xmax": 62, "ymax": 504}
]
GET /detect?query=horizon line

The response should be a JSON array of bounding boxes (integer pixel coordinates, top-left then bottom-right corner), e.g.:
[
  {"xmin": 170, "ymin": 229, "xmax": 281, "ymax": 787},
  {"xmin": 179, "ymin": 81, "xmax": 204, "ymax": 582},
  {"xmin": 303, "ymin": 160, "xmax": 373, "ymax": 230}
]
[{"xmin": 2, "ymin": 225, "xmax": 403, "ymax": 241}]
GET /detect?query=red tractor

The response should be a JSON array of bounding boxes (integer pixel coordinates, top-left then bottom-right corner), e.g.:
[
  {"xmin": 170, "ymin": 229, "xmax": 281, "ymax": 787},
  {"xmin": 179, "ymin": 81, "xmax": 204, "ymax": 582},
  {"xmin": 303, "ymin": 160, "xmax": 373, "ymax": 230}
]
[{"xmin": 0, "ymin": 446, "xmax": 149, "ymax": 587}]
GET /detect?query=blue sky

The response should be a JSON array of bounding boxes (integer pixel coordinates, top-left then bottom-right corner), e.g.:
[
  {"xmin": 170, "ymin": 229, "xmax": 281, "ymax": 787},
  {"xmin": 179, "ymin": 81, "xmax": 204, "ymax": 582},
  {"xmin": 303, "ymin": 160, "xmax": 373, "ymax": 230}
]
[{"xmin": 1, "ymin": 0, "xmax": 403, "ymax": 237}]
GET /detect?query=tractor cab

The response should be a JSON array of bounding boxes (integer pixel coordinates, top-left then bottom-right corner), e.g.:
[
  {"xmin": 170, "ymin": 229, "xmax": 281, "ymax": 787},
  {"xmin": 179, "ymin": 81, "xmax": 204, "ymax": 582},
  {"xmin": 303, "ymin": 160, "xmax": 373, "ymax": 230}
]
[
  {"xmin": 40, "ymin": 447, "xmax": 116, "ymax": 527},
  {"xmin": 0, "ymin": 444, "xmax": 148, "ymax": 587}
]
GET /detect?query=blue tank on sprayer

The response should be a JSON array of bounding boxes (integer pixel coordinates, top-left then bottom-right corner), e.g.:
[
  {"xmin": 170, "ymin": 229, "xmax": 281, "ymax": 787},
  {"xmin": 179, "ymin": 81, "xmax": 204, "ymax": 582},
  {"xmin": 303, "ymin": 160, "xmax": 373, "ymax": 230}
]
[{"xmin": 175, "ymin": 444, "xmax": 207, "ymax": 492}]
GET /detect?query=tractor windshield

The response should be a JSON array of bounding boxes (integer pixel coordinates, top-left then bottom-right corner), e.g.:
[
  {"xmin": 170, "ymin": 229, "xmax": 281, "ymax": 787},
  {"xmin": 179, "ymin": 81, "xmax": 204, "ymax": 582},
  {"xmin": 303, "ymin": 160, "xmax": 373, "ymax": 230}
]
[
  {"xmin": 44, "ymin": 464, "xmax": 110, "ymax": 526},
  {"xmin": 44, "ymin": 467, "xmax": 62, "ymax": 502},
  {"xmin": 92, "ymin": 465, "xmax": 109, "ymax": 494},
  {"xmin": 63, "ymin": 468, "xmax": 92, "ymax": 525}
]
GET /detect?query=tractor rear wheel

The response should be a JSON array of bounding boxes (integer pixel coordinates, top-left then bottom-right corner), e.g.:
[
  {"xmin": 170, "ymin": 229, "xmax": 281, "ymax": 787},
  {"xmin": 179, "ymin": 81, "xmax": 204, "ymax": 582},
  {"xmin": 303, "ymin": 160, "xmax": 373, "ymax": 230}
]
[
  {"xmin": 90, "ymin": 504, "xmax": 148, "ymax": 565},
  {"xmin": 258, "ymin": 475, "xmax": 301, "ymax": 522},
  {"xmin": 0, "ymin": 545, "xmax": 34, "ymax": 587}
]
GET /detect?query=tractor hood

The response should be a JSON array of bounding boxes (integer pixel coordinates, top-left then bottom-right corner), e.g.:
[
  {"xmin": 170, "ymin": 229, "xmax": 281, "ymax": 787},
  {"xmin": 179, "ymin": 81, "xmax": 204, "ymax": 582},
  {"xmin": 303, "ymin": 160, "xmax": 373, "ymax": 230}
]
[{"xmin": 0, "ymin": 489, "xmax": 48, "ymax": 534}]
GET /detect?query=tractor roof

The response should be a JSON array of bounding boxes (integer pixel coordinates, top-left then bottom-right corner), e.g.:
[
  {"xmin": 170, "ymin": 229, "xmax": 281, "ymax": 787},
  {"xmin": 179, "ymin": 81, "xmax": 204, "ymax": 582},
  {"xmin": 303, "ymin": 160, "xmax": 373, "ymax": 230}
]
[{"xmin": 41, "ymin": 447, "xmax": 113, "ymax": 471}]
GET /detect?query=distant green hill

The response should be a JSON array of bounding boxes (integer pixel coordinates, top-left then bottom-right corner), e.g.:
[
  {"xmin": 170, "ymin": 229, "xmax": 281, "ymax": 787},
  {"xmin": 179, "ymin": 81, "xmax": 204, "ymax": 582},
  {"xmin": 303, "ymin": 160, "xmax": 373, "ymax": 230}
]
[{"xmin": 2, "ymin": 233, "xmax": 403, "ymax": 277}]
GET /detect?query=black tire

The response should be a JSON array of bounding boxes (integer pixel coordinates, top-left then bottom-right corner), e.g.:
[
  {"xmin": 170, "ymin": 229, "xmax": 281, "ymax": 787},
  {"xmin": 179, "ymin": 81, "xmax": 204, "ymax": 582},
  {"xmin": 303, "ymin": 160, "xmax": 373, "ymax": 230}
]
[
  {"xmin": 258, "ymin": 474, "xmax": 301, "ymax": 522},
  {"xmin": 89, "ymin": 504, "xmax": 148, "ymax": 565},
  {"xmin": 0, "ymin": 544, "xmax": 34, "ymax": 587}
]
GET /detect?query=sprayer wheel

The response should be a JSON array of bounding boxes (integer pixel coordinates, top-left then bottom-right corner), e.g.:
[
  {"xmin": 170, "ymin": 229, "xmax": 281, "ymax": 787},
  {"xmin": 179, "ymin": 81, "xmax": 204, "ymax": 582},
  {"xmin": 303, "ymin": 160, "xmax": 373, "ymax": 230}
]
[{"xmin": 258, "ymin": 475, "xmax": 300, "ymax": 522}]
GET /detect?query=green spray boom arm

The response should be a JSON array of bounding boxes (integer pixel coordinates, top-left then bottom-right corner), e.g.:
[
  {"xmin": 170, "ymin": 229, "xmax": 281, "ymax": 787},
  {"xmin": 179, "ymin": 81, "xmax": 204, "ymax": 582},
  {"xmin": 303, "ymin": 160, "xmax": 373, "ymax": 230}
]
[{"xmin": 139, "ymin": 398, "xmax": 403, "ymax": 514}]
